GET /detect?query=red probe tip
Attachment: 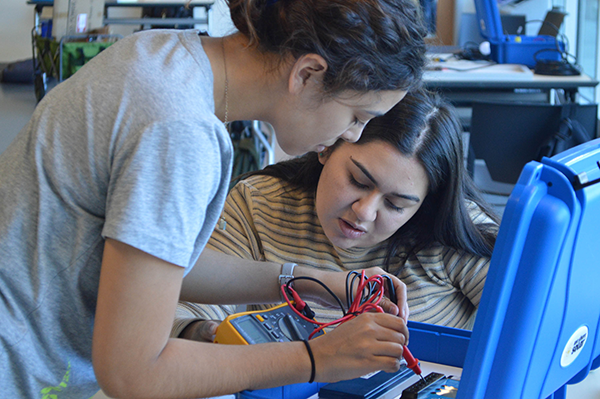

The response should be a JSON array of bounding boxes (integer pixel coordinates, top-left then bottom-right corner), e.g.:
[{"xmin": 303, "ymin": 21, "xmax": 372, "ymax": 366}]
[{"xmin": 402, "ymin": 345, "xmax": 423, "ymax": 376}]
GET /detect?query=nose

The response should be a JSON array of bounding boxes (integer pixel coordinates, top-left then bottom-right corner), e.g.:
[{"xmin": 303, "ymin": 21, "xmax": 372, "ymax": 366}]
[
  {"xmin": 352, "ymin": 193, "xmax": 378, "ymax": 222},
  {"xmin": 340, "ymin": 124, "xmax": 365, "ymax": 143}
]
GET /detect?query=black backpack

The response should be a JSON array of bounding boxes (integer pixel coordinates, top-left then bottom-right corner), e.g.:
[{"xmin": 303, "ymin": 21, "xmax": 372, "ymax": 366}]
[{"xmin": 537, "ymin": 103, "xmax": 594, "ymax": 159}]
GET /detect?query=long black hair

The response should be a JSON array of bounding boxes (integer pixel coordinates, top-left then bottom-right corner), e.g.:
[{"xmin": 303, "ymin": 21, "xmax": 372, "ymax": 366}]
[{"xmin": 240, "ymin": 88, "xmax": 500, "ymax": 267}]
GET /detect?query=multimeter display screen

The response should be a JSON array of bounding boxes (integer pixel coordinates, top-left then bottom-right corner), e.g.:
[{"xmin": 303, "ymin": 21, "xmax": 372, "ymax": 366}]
[{"xmin": 235, "ymin": 316, "xmax": 272, "ymax": 344}]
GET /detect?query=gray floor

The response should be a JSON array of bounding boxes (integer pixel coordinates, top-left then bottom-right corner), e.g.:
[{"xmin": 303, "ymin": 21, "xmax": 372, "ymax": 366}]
[{"xmin": 0, "ymin": 82, "xmax": 37, "ymax": 154}]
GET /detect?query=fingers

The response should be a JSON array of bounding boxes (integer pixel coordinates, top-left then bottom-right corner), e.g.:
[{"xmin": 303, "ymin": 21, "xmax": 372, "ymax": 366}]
[
  {"xmin": 360, "ymin": 268, "xmax": 409, "ymax": 321},
  {"xmin": 310, "ymin": 312, "xmax": 409, "ymax": 382},
  {"xmin": 198, "ymin": 320, "xmax": 219, "ymax": 342},
  {"xmin": 346, "ymin": 313, "xmax": 409, "ymax": 364},
  {"xmin": 367, "ymin": 312, "xmax": 409, "ymax": 343},
  {"xmin": 394, "ymin": 278, "xmax": 409, "ymax": 322},
  {"xmin": 381, "ymin": 271, "xmax": 409, "ymax": 321},
  {"xmin": 179, "ymin": 320, "xmax": 219, "ymax": 342},
  {"xmin": 378, "ymin": 297, "xmax": 400, "ymax": 317}
]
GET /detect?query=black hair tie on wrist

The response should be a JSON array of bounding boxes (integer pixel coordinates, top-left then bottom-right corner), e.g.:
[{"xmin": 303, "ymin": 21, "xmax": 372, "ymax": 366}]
[{"xmin": 302, "ymin": 339, "xmax": 316, "ymax": 383}]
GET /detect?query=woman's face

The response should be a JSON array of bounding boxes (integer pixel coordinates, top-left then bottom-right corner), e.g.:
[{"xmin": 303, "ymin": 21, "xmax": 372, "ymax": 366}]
[
  {"xmin": 272, "ymin": 90, "xmax": 406, "ymax": 156},
  {"xmin": 315, "ymin": 140, "xmax": 429, "ymax": 249}
]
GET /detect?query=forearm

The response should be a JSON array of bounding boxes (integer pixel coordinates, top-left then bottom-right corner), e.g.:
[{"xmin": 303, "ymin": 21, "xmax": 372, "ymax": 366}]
[
  {"xmin": 98, "ymin": 312, "xmax": 410, "ymax": 399},
  {"xmin": 94, "ymin": 240, "xmax": 311, "ymax": 398},
  {"xmin": 181, "ymin": 249, "xmax": 280, "ymax": 303},
  {"xmin": 98, "ymin": 338, "xmax": 312, "ymax": 398},
  {"xmin": 95, "ymin": 241, "xmax": 407, "ymax": 398},
  {"xmin": 181, "ymin": 249, "xmax": 348, "ymax": 305}
]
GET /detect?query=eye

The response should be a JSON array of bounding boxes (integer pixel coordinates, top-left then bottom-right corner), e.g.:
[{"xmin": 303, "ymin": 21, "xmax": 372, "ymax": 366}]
[
  {"xmin": 349, "ymin": 174, "xmax": 369, "ymax": 189},
  {"xmin": 386, "ymin": 200, "xmax": 404, "ymax": 213},
  {"xmin": 353, "ymin": 117, "xmax": 366, "ymax": 126}
]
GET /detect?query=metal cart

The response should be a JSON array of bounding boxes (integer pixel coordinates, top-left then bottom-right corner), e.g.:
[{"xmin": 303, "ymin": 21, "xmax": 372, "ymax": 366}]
[
  {"xmin": 31, "ymin": 32, "xmax": 121, "ymax": 102},
  {"xmin": 27, "ymin": 0, "xmax": 215, "ymax": 102}
]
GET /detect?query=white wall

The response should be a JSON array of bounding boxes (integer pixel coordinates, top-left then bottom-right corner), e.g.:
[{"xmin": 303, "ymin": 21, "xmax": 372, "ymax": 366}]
[
  {"xmin": 209, "ymin": 0, "xmax": 235, "ymax": 36},
  {"xmin": 0, "ymin": 0, "xmax": 235, "ymax": 63},
  {"xmin": 0, "ymin": 0, "xmax": 36, "ymax": 62},
  {"xmin": 459, "ymin": 0, "xmax": 554, "ymax": 37},
  {"xmin": 500, "ymin": 0, "xmax": 554, "ymax": 36}
]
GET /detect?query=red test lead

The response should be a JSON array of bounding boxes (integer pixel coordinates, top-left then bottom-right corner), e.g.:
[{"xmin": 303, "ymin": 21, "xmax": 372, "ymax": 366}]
[{"xmin": 402, "ymin": 345, "xmax": 425, "ymax": 381}]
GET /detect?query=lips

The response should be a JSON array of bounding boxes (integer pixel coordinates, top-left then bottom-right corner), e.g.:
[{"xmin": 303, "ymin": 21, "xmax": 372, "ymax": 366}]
[{"xmin": 338, "ymin": 218, "xmax": 366, "ymax": 239}]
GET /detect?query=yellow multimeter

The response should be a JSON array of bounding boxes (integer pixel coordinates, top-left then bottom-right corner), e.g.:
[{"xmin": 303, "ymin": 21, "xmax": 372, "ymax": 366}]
[{"xmin": 214, "ymin": 303, "xmax": 325, "ymax": 345}]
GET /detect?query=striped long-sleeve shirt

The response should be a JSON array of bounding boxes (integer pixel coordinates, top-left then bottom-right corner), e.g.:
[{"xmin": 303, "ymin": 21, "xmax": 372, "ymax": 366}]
[{"xmin": 173, "ymin": 175, "xmax": 497, "ymax": 336}]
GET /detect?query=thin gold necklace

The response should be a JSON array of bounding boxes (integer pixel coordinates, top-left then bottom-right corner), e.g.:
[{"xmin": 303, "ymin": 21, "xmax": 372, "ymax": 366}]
[{"xmin": 221, "ymin": 37, "xmax": 229, "ymax": 125}]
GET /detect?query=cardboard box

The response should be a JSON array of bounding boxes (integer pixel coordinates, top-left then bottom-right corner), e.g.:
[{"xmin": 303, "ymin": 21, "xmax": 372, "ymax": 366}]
[{"xmin": 52, "ymin": 0, "xmax": 105, "ymax": 40}]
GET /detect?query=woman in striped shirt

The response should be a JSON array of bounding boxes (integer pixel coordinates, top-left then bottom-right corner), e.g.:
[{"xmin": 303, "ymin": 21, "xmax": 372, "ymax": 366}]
[{"xmin": 175, "ymin": 88, "xmax": 500, "ymax": 341}]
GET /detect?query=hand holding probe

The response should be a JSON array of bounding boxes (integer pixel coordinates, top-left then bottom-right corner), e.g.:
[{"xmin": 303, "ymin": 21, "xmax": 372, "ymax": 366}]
[
  {"xmin": 284, "ymin": 272, "xmax": 426, "ymax": 381},
  {"xmin": 383, "ymin": 276, "xmax": 425, "ymax": 382}
]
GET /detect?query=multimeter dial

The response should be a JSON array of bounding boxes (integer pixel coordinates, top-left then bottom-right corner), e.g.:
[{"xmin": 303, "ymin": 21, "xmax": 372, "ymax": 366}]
[{"xmin": 277, "ymin": 317, "xmax": 294, "ymax": 341}]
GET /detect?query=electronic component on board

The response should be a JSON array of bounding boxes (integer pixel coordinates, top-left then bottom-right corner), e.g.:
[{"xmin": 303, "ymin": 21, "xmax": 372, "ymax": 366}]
[
  {"xmin": 401, "ymin": 375, "xmax": 460, "ymax": 399},
  {"xmin": 400, "ymin": 372, "xmax": 445, "ymax": 399}
]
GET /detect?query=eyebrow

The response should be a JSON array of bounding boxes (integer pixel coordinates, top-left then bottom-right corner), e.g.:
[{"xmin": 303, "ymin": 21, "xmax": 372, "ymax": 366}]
[{"xmin": 350, "ymin": 157, "xmax": 421, "ymax": 203}]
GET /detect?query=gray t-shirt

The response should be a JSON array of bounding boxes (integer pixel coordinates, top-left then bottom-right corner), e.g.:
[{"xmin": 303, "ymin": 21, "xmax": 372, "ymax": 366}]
[{"xmin": 0, "ymin": 29, "xmax": 232, "ymax": 398}]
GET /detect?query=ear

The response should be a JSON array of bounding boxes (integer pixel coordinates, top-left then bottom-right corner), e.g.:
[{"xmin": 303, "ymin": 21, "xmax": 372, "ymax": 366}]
[
  {"xmin": 288, "ymin": 54, "xmax": 328, "ymax": 95},
  {"xmin": 317, "ymin": 149, "xmax": 331, "ymax": 166}
]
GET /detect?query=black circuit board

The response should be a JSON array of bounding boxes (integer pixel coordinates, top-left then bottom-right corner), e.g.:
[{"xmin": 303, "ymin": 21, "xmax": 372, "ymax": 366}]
[{"xmin": 400, "ymin": 372, "xmax": 460, "ymax": 399}]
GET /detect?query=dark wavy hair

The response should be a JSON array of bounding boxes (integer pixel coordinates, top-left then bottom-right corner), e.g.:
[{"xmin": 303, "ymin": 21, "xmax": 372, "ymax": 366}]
[
  {"xmin": 240, "ymin": 88, "xmax": 500, "ymax": 267},
  {"xmin": 228, "ymin": 0, "xmax": 427, "ymax": 95}
]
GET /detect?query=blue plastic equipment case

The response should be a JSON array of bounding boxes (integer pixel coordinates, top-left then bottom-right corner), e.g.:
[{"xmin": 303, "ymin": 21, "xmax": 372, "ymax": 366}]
[
  {"xmin": 238, "ymin": 138, "xmax": 600, "ymax": 399},
  {"xmin": 454, "ymin": 137, "xmax": 600, "ymax": 398},
  {"xmin": 237, "ymin": 382, "xmax": 327, "ymax": 399},
  {"xmin": 473, "ymin": 0, "xmax": 564, "ymax": 67},
  {"xmin": 411, "ymin": 139, "xmax": 600, "ymax": 399}
]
